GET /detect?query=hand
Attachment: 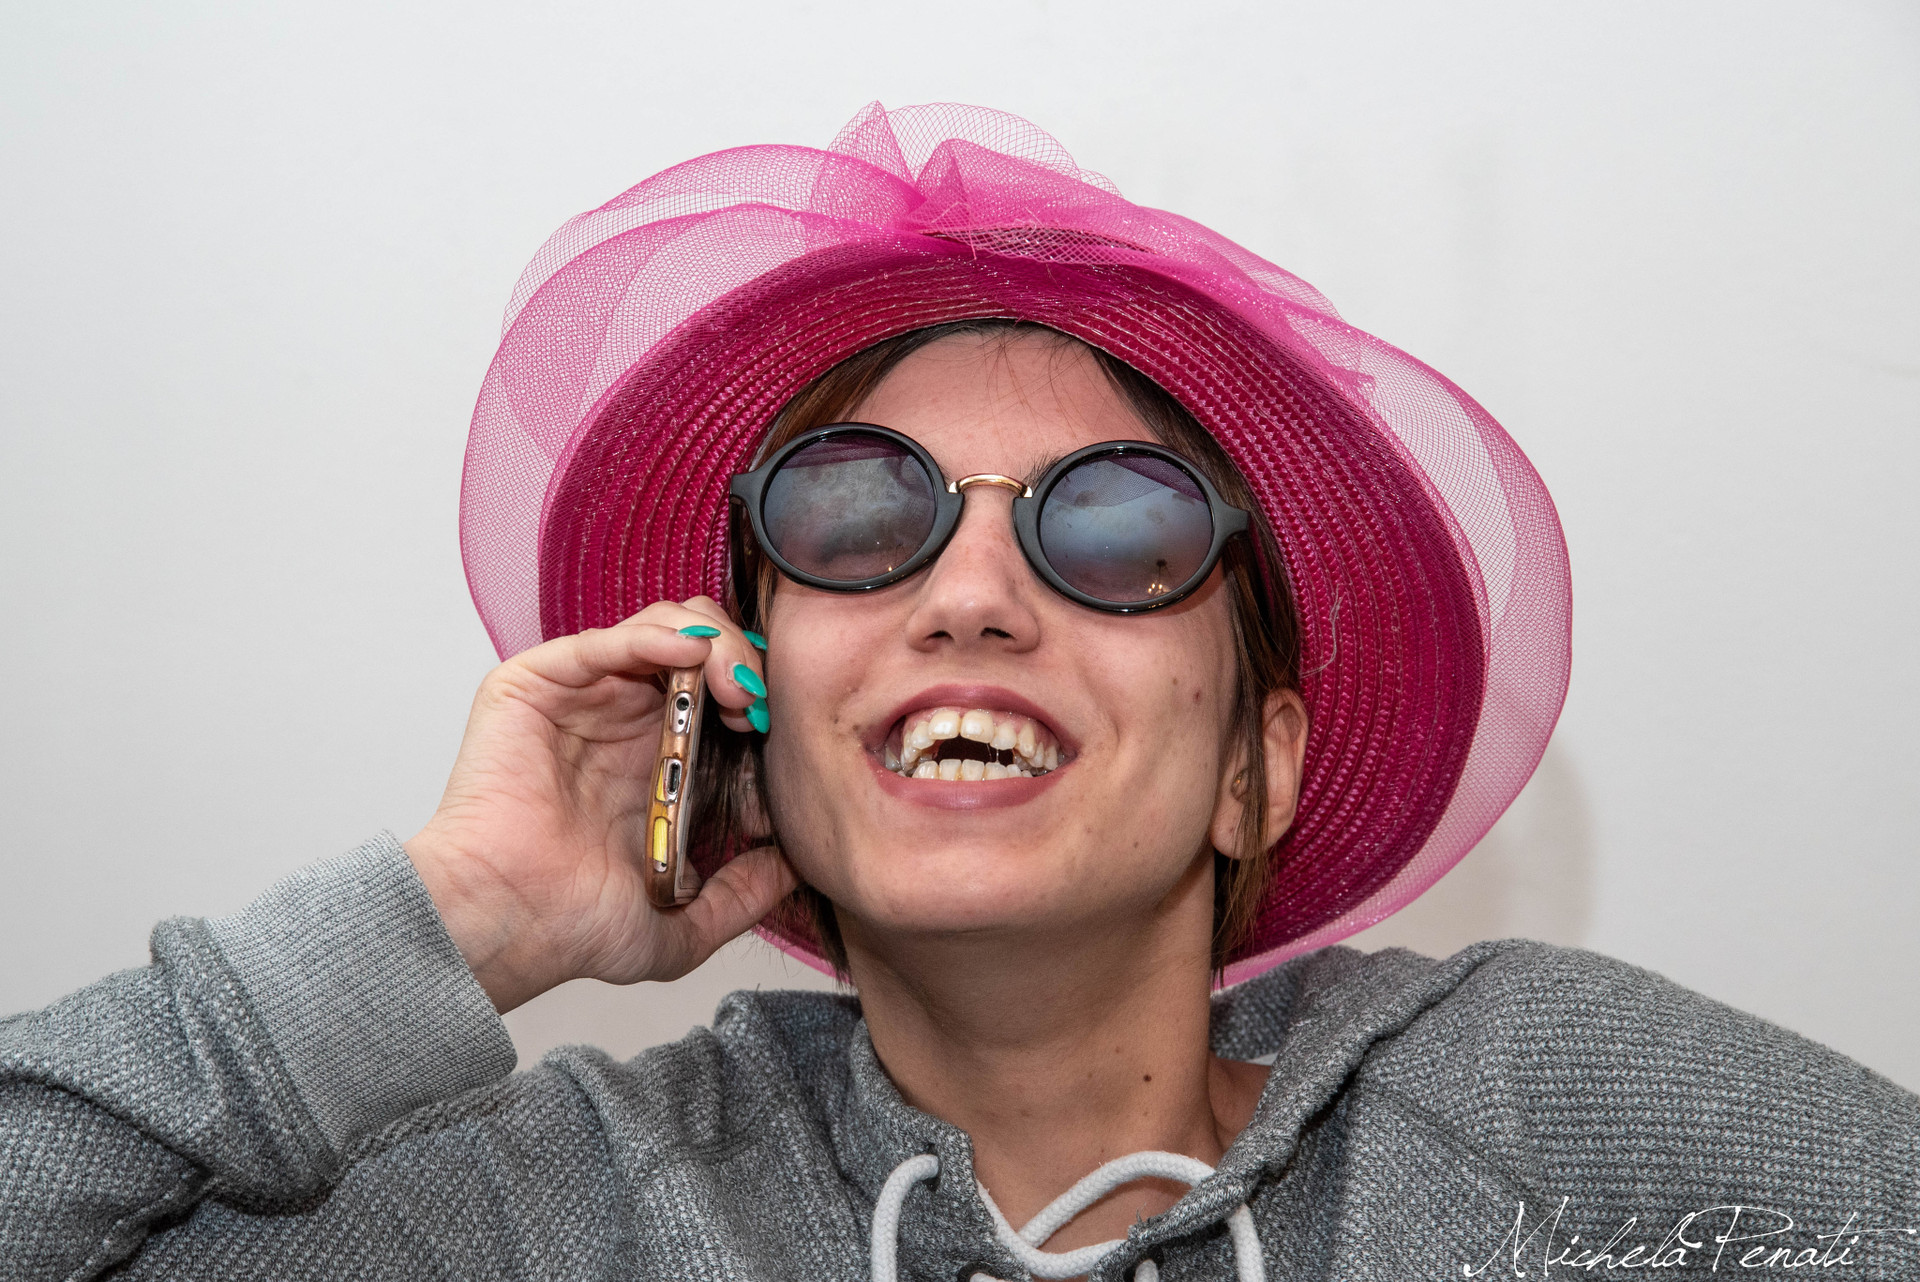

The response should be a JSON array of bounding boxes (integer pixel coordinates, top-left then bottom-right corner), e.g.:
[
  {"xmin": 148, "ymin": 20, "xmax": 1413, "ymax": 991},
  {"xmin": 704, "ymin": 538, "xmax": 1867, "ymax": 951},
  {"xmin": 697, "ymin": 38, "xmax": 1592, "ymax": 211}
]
[{"xmin": 403, "ymin": 598, "xmax": 795, "ymax": 1013}]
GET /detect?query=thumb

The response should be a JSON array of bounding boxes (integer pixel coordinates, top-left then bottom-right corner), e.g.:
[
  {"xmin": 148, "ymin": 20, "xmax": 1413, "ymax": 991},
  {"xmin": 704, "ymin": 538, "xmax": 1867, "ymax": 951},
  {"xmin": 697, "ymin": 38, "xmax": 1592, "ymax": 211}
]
[{"xmin": 654, "ymin": 846, "xmax": 801, "ymax": 979}]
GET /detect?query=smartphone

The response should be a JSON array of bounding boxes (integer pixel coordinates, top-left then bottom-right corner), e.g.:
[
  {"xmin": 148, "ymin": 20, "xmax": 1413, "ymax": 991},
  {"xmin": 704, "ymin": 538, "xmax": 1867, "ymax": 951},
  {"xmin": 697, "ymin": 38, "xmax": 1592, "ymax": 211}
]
[{"xmin": 645, "ymin": 666, "xmax": 707, "ymax": 908}]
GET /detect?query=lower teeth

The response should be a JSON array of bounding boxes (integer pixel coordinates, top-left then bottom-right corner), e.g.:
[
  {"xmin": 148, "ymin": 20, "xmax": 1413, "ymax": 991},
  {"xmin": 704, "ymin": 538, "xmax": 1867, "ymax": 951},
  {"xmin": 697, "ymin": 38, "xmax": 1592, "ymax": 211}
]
[{"xmin": 899, "ymin": 754, "xmax": 1046, "ymax": 780}]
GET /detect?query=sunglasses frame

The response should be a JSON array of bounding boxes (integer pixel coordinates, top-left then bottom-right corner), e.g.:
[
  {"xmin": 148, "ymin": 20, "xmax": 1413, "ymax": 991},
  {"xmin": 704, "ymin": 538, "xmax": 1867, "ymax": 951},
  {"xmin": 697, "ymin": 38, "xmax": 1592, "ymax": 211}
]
[{"xmin": 727, "ymin": 423, "xmax": 1251, "ymax": 613}]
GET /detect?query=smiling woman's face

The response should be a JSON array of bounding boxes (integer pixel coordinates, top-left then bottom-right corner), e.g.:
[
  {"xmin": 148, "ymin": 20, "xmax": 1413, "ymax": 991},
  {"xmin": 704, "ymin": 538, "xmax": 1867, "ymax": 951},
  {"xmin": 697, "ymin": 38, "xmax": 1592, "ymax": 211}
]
[{"xmin": 759, "ymin": 331, "xmax": 1247, "ymax": 959}]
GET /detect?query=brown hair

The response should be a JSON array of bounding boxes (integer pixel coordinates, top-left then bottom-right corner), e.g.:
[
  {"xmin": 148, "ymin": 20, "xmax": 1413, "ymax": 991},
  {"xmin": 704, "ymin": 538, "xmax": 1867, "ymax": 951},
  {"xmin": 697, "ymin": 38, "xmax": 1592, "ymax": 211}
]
[{"xmin": 692, "ymin": 320, "xmax": 1302, "ymax": 977}]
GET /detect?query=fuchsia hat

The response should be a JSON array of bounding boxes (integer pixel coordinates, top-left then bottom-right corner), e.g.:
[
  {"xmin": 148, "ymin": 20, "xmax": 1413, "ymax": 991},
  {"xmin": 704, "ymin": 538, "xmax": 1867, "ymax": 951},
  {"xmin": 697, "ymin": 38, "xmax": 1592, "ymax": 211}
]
[{"xmin": 460, "ymin": 103, "xmax": 1571, "ymax": 983}]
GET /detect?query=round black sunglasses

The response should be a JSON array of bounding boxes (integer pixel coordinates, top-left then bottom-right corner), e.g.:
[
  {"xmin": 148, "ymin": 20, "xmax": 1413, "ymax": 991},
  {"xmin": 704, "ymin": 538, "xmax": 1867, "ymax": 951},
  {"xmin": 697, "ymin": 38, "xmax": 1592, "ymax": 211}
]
[{"xmin": 728, "ymin": 423, "xmax": 1250, "ymax": 613}]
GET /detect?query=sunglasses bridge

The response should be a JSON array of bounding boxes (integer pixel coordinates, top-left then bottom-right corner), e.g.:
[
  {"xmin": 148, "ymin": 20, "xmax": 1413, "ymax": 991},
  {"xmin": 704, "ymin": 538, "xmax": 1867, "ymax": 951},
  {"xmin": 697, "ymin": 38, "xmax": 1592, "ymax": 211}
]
[{"xmin": 949, "ymin": 473, "xmax": 1033, "ymax": 498}]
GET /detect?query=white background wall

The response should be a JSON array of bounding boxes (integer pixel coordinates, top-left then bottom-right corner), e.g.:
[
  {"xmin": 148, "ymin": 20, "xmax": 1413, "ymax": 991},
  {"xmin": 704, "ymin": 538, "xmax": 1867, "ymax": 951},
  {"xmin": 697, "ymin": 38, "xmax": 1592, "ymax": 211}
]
[{"xmin": 4, "ymin": 2, "xmax": 1916, "ymax": 1087}]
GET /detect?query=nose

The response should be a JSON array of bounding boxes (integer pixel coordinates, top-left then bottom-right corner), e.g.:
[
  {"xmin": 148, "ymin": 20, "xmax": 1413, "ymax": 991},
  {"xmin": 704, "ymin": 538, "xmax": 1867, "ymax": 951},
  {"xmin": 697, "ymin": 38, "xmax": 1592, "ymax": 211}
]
[{"xmin": 902, "ymin": 484, "xmax": 1043, "ymax": 653}]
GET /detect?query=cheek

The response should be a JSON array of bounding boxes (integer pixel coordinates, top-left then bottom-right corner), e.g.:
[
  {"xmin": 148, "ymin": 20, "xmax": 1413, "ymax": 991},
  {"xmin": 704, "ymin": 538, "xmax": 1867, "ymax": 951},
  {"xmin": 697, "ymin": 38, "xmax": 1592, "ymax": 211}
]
[
  {"xmin": 758, "ymin": 730, "xmax": 821, "ymax": 872},
  {"xmin": 761, "ymin": 576, "xmax": 903, "ymax": 679},
  {"xmin": 753, "ymin": 589, "xmax": 870, "ymax": 879},
  {"xmin": 1099, "ymin": 674, "xmax": 1230, "ymax": 841},
  {"xmin": 1064, "ymin": 624, "xmax": 1240, "ymax": 851},
  {"xmin": 761, "ymin": 583, "xmax": 868, "ymax": 732},
  {"xmin": 757, "ymin": 688, "xmax": 852, "ymax": 896},
  {"xmin": 1089, "ymin": 614, "xmax": 1238, "ymax": 760}
]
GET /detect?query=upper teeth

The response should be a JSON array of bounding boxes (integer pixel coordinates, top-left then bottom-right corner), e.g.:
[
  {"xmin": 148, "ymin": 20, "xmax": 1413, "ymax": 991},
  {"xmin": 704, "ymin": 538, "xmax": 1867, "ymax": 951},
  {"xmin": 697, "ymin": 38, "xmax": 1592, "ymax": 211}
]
[{"xmin": 889, "ymin": 705, "xmax": 1062, "ymax": 780}]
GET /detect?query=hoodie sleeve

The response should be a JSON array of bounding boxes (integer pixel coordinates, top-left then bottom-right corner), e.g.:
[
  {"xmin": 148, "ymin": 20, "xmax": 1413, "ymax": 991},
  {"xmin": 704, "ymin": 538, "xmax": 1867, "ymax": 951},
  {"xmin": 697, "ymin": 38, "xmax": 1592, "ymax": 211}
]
[{"xmin": 0, "ymin": 832, "xmax": 518, "ymax": 1280}]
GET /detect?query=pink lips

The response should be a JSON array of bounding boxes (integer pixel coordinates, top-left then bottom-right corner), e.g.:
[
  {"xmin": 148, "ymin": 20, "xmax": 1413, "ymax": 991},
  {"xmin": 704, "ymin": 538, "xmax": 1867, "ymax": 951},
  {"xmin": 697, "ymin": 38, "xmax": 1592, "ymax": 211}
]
[
  {"xmin": 871, "ymin": 683, "xmax": 1072, "ymax": 754},
  {"xmin": 867, "ymin": 752, "xmax": 1066, "ymax": 809},
  {"xmin": 869, "ymin": 683, "xmax": 1072, "ymax": 810}
]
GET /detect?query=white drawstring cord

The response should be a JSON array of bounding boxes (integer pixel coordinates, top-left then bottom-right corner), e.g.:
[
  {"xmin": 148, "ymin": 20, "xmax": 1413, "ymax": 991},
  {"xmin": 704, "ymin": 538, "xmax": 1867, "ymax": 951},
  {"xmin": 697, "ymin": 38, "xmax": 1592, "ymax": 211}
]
[
  {"xmin": 871, "ymin": 1152, "xmax": 940, "ymax": 1282},
  {"xmin": 870, "ymin": 1150, "xmax": 1265, "ymax": 1282}
]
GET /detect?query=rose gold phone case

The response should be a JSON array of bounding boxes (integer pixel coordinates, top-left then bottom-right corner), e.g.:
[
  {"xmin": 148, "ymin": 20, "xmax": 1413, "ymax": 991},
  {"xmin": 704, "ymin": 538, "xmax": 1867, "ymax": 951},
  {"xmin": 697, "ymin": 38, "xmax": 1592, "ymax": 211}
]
[{"xmin": 645, "ymin": 667, "xmax": 707, "ymax": 908}]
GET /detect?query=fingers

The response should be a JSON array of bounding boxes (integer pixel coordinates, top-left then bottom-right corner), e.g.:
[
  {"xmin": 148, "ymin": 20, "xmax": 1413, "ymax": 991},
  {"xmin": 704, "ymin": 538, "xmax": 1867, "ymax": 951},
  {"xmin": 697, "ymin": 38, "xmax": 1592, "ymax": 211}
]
[
  {"xmin": 511, "ymin": 618, "xmax": 704, "ymax": 690},
  {"xmin": 653, "ymin": 846, "xmax": 800, "ymax": 977},
  {"xmin": 636, "ymin": 597, "xmax": 768, "ymax": 735},
  {"xmin": 507, "ymin": 598, "xmax": 768, "ymax": 735}
]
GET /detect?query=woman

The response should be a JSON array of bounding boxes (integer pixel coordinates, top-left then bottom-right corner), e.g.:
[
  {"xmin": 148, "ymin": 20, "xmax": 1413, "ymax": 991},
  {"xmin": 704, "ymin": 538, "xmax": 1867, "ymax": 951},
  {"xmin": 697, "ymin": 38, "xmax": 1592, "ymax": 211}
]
[{"xmin": 4, "ymin": 104, "xmax": 1914, "ymax": 1281}]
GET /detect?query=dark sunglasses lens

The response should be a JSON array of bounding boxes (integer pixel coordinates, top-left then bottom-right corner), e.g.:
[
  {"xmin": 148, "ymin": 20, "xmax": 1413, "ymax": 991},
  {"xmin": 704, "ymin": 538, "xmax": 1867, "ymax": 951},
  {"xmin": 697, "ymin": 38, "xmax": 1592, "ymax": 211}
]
[
  {"xmin": 761, "ymin": 434, "xmax": 938, "ymax": 582},
  {"xmin": 1039, "ymin": 454, "xmax": 1215, "ymax": 604}
]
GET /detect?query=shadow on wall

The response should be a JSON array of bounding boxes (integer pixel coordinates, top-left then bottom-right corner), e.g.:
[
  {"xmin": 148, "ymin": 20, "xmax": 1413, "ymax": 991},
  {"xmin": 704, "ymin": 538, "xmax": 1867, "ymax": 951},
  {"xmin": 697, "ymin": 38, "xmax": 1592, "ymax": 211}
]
[
  {"xmin": 505, "ymin": 742, "xmax": 1594, "ymax": 1066},
  {"xmin": 1343, "ymin": 741, "xmax": 1595, "ymax": 957}
]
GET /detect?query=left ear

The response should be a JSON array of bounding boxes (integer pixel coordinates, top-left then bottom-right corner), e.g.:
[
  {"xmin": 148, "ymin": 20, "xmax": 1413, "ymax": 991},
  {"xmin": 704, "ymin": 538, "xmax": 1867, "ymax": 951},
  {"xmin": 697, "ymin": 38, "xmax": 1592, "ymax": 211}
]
[{"xmin": 1209, "ymin": 688, "xmax": 1309, "ymax": 858}]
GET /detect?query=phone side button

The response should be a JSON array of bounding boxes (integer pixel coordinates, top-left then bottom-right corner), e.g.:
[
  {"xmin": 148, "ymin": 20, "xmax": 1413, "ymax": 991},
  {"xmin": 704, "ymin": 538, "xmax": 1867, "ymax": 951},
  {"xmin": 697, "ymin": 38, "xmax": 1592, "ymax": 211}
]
[{"xmin": 650, "ymin": 815, "xmax": 670, "ymax": 872}]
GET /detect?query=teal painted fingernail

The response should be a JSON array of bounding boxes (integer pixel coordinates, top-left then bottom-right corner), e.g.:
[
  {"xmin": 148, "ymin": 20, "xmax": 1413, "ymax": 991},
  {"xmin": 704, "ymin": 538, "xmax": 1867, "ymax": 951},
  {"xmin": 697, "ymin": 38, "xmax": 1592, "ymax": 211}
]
[
  {"xmin": 743, "ymin": 630, "xmax": 767, "ymax": 650},
  {"xmin": 732, "ymin": 663, "xmax": 767, "ymax": 698},
  {"xmin": 747, "ymin": 697, "xmax": 770, "ymax": 734},
  {"xmin": 677, "ymin": 625, "xmax": 721, "ymax": 638}
]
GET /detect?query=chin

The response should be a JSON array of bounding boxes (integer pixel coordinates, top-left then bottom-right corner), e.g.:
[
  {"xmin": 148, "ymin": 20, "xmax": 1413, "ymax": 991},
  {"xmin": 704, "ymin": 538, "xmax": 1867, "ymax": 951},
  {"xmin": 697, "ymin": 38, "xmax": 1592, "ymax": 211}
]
[{"xmin": 824, "ymin": 841, "xmax": 1084, "ymax": 937}]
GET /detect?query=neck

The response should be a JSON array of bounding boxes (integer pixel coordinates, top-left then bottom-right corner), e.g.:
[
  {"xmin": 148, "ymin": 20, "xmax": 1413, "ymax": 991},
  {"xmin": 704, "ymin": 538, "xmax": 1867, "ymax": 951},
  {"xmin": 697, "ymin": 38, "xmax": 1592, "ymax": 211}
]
[{"xmin": 842, "ymin": 855, "xmax": 1269, "ymax": 1255}]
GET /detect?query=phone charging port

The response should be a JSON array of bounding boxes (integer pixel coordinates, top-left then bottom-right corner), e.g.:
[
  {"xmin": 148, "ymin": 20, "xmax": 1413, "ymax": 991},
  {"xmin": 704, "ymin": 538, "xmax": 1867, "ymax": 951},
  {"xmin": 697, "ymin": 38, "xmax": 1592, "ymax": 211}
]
[{"xmin": 664, "ymin": 757, "xmax": 683, "ymax": 803}]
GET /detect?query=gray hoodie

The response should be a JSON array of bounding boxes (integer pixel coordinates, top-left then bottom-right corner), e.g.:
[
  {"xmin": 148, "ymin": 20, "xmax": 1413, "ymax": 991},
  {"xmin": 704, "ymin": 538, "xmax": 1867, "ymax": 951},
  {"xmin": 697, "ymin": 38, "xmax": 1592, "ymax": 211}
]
[{"xmin": 3, "ymin": 833, "xmax": 1916, "ymax": 1280}]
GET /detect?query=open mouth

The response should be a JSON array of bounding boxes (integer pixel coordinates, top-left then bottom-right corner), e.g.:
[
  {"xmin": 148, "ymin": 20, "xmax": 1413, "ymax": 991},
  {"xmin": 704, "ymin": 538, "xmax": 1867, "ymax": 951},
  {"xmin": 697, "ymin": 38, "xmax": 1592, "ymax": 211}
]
[{"xmin": 882, "ymin": 706, "xmax": 1064, "ymax": 781}]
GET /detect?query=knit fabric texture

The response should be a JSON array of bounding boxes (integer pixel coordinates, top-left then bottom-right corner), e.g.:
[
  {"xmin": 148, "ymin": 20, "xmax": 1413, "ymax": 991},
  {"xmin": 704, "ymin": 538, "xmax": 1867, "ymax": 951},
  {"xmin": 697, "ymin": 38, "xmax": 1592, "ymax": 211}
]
[{"xmin": 2, "ymin": 833, "xmax": 1915, "ymax": 1280}]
